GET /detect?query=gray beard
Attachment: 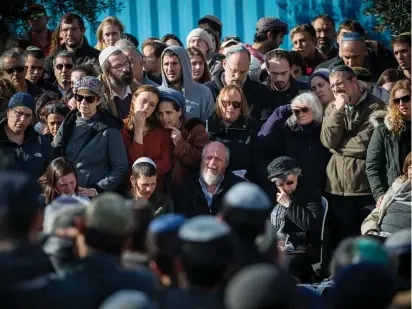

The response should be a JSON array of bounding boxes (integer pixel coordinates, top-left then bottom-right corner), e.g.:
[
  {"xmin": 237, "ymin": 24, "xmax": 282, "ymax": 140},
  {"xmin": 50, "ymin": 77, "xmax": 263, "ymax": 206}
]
[{"xmin": 202, "ymin": 170, "xmax": 223, "ymax": 185}]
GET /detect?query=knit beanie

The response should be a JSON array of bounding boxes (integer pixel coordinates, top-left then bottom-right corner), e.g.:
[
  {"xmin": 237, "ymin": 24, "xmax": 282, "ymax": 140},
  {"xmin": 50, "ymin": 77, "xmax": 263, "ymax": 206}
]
[
  {"xmin": 8, "ymin": 93, "xmax": 36, "ymax": 114},
  {"xmin": 308, "ymin": 68, "xmax": 331, "ymax": 85},
  {"xmin": 186, "ymin": 28, "xmax": 215, "ymax": 52},
  {"xmin": 159, "ymin": 88, "xmax": 186, "ymax": 116}
]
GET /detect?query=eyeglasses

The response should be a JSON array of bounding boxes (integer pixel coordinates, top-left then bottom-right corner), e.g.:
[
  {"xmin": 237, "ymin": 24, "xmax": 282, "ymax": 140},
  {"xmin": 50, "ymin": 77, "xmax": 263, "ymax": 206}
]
[
  {"xmin": 292, "ymin": 107, "xmax": 310, "ymax": 115},
  {"xmin": 221, "ymin": 100, "xmax": 242, "ymax": 109},
  {"xmin": 11, "ymin": 108, "xmax": 32, "ymax": 119},
  {"xmin": 3, "ymin": 66, "xmax": 25, "ymax": 74},
  {"xmin": 275, "ymin": 179, "xmax": 295, "ymax": 187},
  {"xmin": 226, "ymin": 62, "xmax": 248, "ymax": 77},
  {"xmin": 111, "ymin": 61, "xmax": 131, "ymax": 71},
  {"xmin": 25, "ymin": 65, "xmax": 44, "ymax": 71},
  {"xmin": 392, "ymin": 94, "xmax": 411, "ymax": 105},
  {"xmin": 28, "ymin": 12, "xmax": 45, "ymax": 20},
  {"xmin": 55, "ymin": 63, "xmax": 74, "ymax": 71},
  {"xmin": 74, "ymin": 94, "xmax": 97, "ymax": 104}
]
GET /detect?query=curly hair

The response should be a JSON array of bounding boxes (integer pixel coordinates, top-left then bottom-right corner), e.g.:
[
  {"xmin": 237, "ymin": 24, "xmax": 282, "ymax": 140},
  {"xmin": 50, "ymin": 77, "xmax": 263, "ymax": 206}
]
[
  {"xmin": 124, "ymin": 85, "xmax": 161, "ymax": 132},
  {"xmin": 0, "ymin": 77, "xmax": 16, "ymax": 117},
  {"xmin": 388, "ymin": 80, "xmax": 411, "ymax": 136}
]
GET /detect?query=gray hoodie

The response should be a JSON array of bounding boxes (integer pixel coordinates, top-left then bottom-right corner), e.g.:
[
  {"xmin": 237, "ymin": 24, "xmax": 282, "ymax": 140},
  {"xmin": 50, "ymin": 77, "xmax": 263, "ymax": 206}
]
[{"xmin": 160, "ymin": 46, "xmax": 215, "ymax": 122}]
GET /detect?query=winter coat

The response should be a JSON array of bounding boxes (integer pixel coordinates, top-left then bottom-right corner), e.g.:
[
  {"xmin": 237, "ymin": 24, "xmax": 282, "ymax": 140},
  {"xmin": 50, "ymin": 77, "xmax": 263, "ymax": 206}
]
[
  {"xmin": 53, "ymin": 109, "xmax": 128, "ymax": 192},
  {"xmin": 258, "ymin": 104, "xmax": 292, "ymax": 137},
  {"xmin": 366, "ymin": 111, "xmax": 405, "ymax": 201},
  {"xmin": 205, "ymin": 70, "xmax": 272, "ymax": 121},
  {"xmin": 160, "ymin": 46, "xmax": 215, "ymax": 122},
  {"xmin": 361, "ymin": 178, "xmax": 411, "ymax": 234},
  {"xmin": 320, "ymin": 91, "xmax": 386, "ymax": 196},
  {"xmin": 206, "ymin": 114, "xmax": 259, "ymax": 180},
  {"xmin": 0, "ymin": 118, "xmax": 53, "ymax": 180}
]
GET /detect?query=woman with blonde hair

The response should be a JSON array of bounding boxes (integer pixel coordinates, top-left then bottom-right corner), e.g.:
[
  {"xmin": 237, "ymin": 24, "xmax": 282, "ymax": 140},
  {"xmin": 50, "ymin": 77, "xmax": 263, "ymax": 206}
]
[
  {"xmin": 205, "ymin": 84, "xmax": 259, "ymax": 180},
  {"xmin": 95, "ymin": 16, "xmax": 125, "ymax": 51},
  {"xmin": 366, "ymin": 79, "xmax": 411, "ymax": 205}
]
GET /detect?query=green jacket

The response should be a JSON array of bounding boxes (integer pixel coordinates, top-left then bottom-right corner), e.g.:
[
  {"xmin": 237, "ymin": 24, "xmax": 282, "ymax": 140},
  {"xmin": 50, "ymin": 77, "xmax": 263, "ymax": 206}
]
[
  {"xmin": 320, "ymin": 92, "xmax": 385, "ymax": 196},
  {"xmin": 366, "ymin": 112, "xmax": 403, "ymax": 201}
]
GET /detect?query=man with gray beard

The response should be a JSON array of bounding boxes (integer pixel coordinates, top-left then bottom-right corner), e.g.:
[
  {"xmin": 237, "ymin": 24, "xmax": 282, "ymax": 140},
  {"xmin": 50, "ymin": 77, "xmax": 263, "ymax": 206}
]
[
  {"xmin": 174, "ymin": 141, "xmax": 245, "ymax": 217},
  {"xmin": 98, "ymin": 46, "xmax": 139, "ymax": 119}
]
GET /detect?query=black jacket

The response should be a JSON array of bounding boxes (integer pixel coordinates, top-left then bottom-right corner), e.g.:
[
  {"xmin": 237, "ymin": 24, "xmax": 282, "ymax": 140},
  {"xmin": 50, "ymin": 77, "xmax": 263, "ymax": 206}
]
[
  {"xmin": 174, "ymin": 172, "xmax": 245, "ymax": 217},
  {"xmin": 0, "ymin": 118, "xmax": 53, "ymax": 180},
  {"xmin": 205, "ymin": 71, "xmax": 272, "ymax": 121},
  {"xmin": 206, "ymin": 114, "xmax": 259, "ymax": 180}
]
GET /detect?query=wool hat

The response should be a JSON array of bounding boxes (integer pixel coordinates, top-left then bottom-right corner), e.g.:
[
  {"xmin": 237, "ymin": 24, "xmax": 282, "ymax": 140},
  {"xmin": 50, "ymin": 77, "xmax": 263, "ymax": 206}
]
[
  {"xmin": 308, "ymin": 68, "xmax": 331, "ymax": 85},
  {"xmin": 342, "ymin": 32, "xmax": 366, "ymax": 42},
  {"xmin": 85, "ymin": 192, "xmax": 134, "ymax": 236},
  {"xmin": 98, "ymin": 46, "xmax": 122, "ymax": 67},
  {"xmin": 225, "ymin": 263, "xmax": 297, "ymax": 309},
  {"xmin": 351, "ymin": 67, "xmax": 372, "ymax": 82},
  {"xmin": 8, "ymin": 93, "xmax": 36, "ymax": 114},
  {"xmin": 267, "ymin": 156, "xmax": 300, "ymax": 181},
  {"xmin": 256, "ymin": 17, "xmax": 288, "ymax": 34},
  {"xmin": 178, "ymin": 215, "xmax": 234, "ymax": 265},
  {"xmin": 73, "ymin": 76, "xmax": 104, "ymax": 99},
  {"xmin": 159, "ymin": 88, "xmax": 186, "ymax": 116},
  {"xmin": 132, "ymin": 157, "xmax": 157, "ymax": 170},
  {"xmin": 186, "ymin": 28, "xmax": 215, "ymax": 52},
  {"xmin": 198, "ymin": 15, "xmax": 223, "ymax": 28}
]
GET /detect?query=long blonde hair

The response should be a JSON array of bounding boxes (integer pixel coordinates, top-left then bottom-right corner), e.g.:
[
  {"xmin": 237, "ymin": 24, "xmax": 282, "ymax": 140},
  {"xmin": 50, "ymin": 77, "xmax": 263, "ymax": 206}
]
[
  {"xmin": 388, "ymin": 80, "xmax": 411, "ymax": 136},
  {"xmin": 95, "ymin": 16, "xmax": 125, "ymax": 51},
  {"xmin": 216, "ymin": 85, "xmax": 249, "ymax": 119}
]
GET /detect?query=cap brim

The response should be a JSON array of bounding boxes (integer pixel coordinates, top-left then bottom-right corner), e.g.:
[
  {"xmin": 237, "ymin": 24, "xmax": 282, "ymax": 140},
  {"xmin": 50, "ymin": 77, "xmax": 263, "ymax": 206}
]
[{"xmin": 221, "ymin": 39, "xmax": 240, "ymax": 49}]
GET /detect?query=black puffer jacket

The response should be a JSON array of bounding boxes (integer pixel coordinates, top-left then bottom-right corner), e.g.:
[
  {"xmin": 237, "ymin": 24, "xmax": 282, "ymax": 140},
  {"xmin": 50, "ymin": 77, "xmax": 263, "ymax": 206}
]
[{"xmin": 206, "ymin": 114, "xmax": 259, "ymax": 181}]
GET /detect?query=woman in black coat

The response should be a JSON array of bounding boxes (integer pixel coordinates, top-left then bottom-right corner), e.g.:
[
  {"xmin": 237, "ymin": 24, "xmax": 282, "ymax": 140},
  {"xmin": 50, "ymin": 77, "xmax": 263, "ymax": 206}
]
[{"xmin": 205, "ymin": 84, "xmax": 259, "ymax": 181}]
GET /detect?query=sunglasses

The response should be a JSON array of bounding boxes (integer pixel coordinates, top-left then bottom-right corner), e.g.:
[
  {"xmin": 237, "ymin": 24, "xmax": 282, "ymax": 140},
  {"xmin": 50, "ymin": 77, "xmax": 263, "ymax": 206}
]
[
  {"xmin": 55, "ymin": 63, "xmax": 74, "ymax": 71},
  {"xmin": 276, "ymin": 180, "xmax": 295, "ymax": 187},
  {"xmin": 74, "ymin": 94, "xmax": 97, "ymax": 104},
  {"xmin": 392, "ymin": 94, "xmax": 411, "ymax": 105},
  {"xmin": 221, "ymin": 100, "xmax": 242, "ymax": 109},
  {"xmin": 292, "ymin": 107, "xmax": 309, "ymax": 115},
  {"xmin": 4, "ymin": 66, "xmax": 25, "ymax": 74}
]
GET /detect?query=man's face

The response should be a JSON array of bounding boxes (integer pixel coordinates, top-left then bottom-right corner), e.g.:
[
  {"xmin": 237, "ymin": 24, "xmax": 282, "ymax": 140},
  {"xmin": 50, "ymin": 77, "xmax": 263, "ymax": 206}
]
[
  {"xmin": 189, "ymin": 37, "xmax": 209, "ymax": 53},
  {"xmin": 201, "ymin": 143, "xmax": 228, "ymax": 185},
  {"xmin": 313, "ymin": 18, "xmax": 335, "ymax": 51},
  {"xmin": 223, "ymin": 52, "xmax": 250, "ymax": 87},
  {"xmin": 47, "ymin": 113, "xmax": 65, "ymax": 137},
  {"xmin": 142, "ymin": 45, "xmax": 160, "ymax": 74},
  {"xmin": 268, "ymin": 58, "xmax": 291, "ymax": 91},
  {"xmin": 341, "ymin": 41, "xmax": 367, "ymax": 67},
  {"xmin": 124, "ymin": 49, "xmax": 144, "ymax": 82},
  {"xmin": 61, "ymin": 20, "xmax": 84, "ymax": 48},
  {"xmin": 6, "ymin": 106, "xmax": 33, "ymax": 135},
  {"xmin": 25, "ymin": 55, "xmax": 44, "ymax": 84},
  {"xmin": 162, "ymin": 54, "xmax": 182, "ymax": 84},
  {"xmin": 393, "ymin": 43, "xmax": 411, "ymax": 71},
  {"xmin": 292, "ymin": 31, "xmax": 316, "ymax": 59},
  {"xmin": 28, "ymin": 10, "xmax": 49, "ymax": 33},
  {"xmin": 337, "ymin": 29, "xmax": 353, "ymax": 46},
  {"xmin": 330, "ymin": 72, "xmax": 358, "ymax": 100},
  {"xmin": 102, "ymin": 24, "xmax": 121, "ymax": 47},
  {"xmin": 108, "ymin": 52, "xmax": 133, "ymax": 88},
  {"xmin": 131, "ymin": 175, "xmax": 157, "ymax": 200},
  {"xmin": 2, "ymin": 57, "xmax": 26, "ymax": 89},
  {"xmin": 54, "ymin": 56, "xmax": 74, "ymax": 87}
]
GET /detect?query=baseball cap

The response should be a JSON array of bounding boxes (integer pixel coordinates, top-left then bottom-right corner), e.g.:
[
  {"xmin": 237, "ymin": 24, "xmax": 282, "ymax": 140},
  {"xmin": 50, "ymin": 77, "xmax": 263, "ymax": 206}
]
[
  {"xmin": 256, "ymin": 17, "xmax": 288, "ymax": 34},
  {"xmin": 351, "ymin": 67, "xmax": 372, "ymax": 82},
  {"xmin": 221, "ymin": 36, "xmax": 242, "ymax": 49},
  {"xmin": 26, "ymin": 4, "xmax": 47, "ymax": 18},
  {"xmin": 198, "ymin": 15, "xmax": 223, "ymax": 28},
  {"xmin": 85, "ymin": 193, "xmax": 134, "ymax": 236}
]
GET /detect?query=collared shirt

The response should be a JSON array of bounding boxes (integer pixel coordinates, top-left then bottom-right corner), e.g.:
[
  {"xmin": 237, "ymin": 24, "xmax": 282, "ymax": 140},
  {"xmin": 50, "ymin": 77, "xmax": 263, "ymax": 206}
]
[
  {"xmin": 346, "ymin": 89, "xmax": 368, "ymax": 113},
  {"xmin": 199, "ymin": 175, "xmax": 224, "ymax": 207},
  {"xmin": 113, "ymin": 86, "xmax": 132, "ymax": 119},
  {"xmin": 113, "ymin": 86, "xmax": 132, "ymax": 100}
]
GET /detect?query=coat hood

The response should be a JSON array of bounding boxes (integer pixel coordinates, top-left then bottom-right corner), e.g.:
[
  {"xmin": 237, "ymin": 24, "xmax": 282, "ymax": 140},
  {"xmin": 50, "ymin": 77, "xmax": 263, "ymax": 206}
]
[
  {"xmin": 160, "ymin": 45, "xmax": 194, "ymax": 90},
  {"xmin": 369, "ymin": 110, "xmax": 398, "ymax": 131}
]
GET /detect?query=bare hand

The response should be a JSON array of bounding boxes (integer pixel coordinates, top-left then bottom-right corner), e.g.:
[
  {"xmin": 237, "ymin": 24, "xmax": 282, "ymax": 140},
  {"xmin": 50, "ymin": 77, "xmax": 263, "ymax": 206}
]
[
  {"xmin": 291, "ymin": 102, "xmax": 307, "ymax": 111},
  {"xmin": 134, "ymin": 111, "xmax": 146, "ymax": 129},
  {"xmin": 334, "ymin": 93, "xmax": 349, "ymax": 111},
  {"xmin": 276, "ymin": 187, "xmax": 291, "ymax": 208},
  {"xmin": 78, "ymin": 187, "xmax": 98, "ymax": 197},
  {"xmin": 376, "ymin": 195, "xmax": 384, "ymax": 208},
  {"xmin": 167, "ymin": 126, "xmax": 182, "ymax": 144},
  {"xmin": 40, "ymin": 124, "xmax": 50, "ymax": 135}
]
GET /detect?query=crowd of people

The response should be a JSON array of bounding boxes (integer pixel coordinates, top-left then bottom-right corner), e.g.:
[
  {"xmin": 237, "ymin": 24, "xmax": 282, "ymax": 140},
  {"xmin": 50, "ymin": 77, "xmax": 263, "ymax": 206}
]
[{"xmin": 0, "ymin": 4, "xmax": 410, "ymax": 309}]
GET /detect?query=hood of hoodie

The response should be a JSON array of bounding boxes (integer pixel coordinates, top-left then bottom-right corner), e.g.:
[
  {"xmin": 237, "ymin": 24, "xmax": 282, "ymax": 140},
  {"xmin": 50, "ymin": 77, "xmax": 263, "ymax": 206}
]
[{"xmin": 160, "ymin": 46, "xmax": 194, "ymax": 91}]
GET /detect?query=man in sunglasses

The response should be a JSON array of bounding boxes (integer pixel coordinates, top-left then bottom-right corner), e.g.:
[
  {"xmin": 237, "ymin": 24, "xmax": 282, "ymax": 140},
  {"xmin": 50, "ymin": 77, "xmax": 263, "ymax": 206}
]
[
  {"xmin": 321, "ymin": 65, "xmax": 385, "ymax": 248},
  {"xmin": 23, "ymin": 4, "xmax": 53, "ymax": 56},
  {"xmin": 53, "ymin": 50, "xmax": 75, "ymax": 95},
  {"xmin": 0, "ymin": 50, "xmax": 42, "ymax": 99}
]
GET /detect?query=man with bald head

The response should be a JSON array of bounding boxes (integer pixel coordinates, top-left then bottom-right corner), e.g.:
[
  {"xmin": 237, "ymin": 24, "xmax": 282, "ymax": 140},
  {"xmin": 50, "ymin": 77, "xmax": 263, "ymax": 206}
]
[{"xmin": 174, "ymin": 141, "xmax": 245, "ymax": 217}]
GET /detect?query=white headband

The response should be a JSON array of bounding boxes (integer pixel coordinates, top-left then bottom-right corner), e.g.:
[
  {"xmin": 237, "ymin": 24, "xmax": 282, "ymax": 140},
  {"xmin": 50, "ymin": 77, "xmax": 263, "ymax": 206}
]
[{"xmin": 132, "ymin": 157, "xmax": 157, "ymax": 170}]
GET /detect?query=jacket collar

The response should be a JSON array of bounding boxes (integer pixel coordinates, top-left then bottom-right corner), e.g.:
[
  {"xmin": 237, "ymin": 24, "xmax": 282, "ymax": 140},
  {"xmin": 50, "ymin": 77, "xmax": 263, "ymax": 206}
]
[{"xmin": 0, "ymin": 118, "xmax": 38, "ymax": 143}]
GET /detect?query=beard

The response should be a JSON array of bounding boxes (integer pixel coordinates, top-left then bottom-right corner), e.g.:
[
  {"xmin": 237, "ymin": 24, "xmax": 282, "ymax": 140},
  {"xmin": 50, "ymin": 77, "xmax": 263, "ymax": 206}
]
[
  {"xmin": 202, "ymin": 169, "xmax": 223, "ymax": 185},
  {"xmin": 273, "ymin": 79, "xmax": 290, "ymax": 91},
  {"xmin": 317, "ymin": 38, "xmax": 332, "ymax": 51},
  {"xmin": 110, "ymin": 71, "xmax": 133, "ymax": 87}
]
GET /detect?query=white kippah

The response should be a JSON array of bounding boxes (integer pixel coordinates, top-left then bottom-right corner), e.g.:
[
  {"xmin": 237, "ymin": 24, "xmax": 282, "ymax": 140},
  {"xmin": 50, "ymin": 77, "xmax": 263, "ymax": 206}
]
[
  {"xmin": 98, "ymin": 46, "xmax": 122, "ymax": 67},
  {"xmin": 132, "ymin": 157, "xmax": 157, "ymax": 170}
]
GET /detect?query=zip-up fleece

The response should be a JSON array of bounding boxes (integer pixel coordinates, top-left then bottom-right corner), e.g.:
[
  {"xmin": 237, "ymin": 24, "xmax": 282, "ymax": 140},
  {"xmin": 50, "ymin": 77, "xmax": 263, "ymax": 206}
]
[{"xmin": 160, "ymin": 46, "xmax": 215, "ymax": 122}]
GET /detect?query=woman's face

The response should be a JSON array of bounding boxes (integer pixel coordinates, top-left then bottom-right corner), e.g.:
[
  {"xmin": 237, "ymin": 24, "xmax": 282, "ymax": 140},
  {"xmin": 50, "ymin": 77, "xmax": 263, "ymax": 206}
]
[
  {"xmin": 310, "ymin": 76, "xmax": 334, "ymax": 106},
  {"xmin": 133, "ymin": 91, "xmax": 159, "ymax": 119},
  {"xmin": 190, "ymin": 55, "xmax": 205, "ymax": 82},
  {"xmin": 47, "ymin": 113, "xmax": 65, "ymax": 137},
  {"xmin": 292, "ymin": 101, "xmax": 314, "ymax": 125},
  {"xmin": 75, "ymin": 89, "xmax": 100, "ymax": 118},
  {"xmin": 157, "ymin": 101, "xmax": 182, "ymax": 128},
  {"xmin": 55, "ymin": 172, "xmax": 77, "ymax": 196},
  {"xmin": 219, "ymin": 89, "xmax": 242, "ymax": 124},
  {"xmin": 102, "ymin": 24, "xmax": 121, "ymax": 47},
  {"xmin": 393, "ymin": 88, "xmax": 411, "ymax": 120},
  {"xmin": 274, "ymin": 173, "xmax": 298, "ymax": 196}
]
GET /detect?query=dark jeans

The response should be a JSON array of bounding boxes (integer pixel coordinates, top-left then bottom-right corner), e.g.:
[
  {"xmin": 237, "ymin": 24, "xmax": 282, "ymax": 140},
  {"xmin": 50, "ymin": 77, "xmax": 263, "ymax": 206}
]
[{"xmin": 324, "ymin": 193, "xmax": 375, "ymax": 249}]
